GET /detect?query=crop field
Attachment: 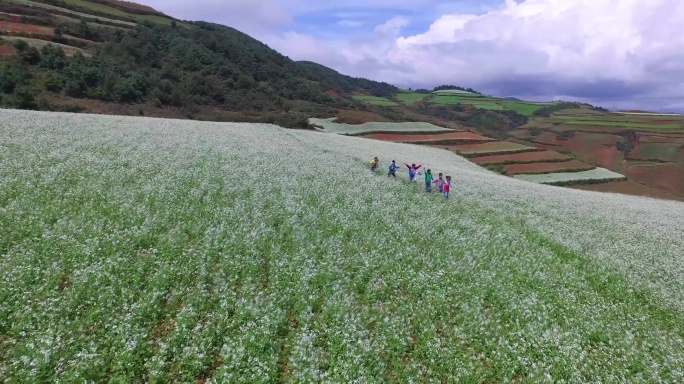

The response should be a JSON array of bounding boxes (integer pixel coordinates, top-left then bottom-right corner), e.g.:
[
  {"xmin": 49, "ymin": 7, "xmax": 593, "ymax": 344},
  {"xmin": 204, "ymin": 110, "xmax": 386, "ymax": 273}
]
[
  {"xmin": 513, "ymin": 167, "xmax": 626, "ymax": 185},
  {"xmin": 308, "ymin": 117, "xmax": 452, "ymax": 135},
  {"xmin": 3, "ymin": 110, "xmax": 684, "ymax": 382},
  {"xmin": 360, "ymin": 131, "xmax": 493, "ymax": 144},
  {"xmin": 62, "ymin": 0, "xmax": 131, "ymax": 17},
  {"xmin": 627, "ymin": 143, "xmax": 683, "ymax": 163},
  {"xmin": 470, "ymin": 150, "xmax": 571, "ymax": 165},
  {"xmin": 351, "ymin": 95, "xmax": 397, "ymax": 106},
  {"xmin": 505, "ymin": 160, "xmax": 595, "ymax": 175},
  {"xmin": 449, "ymin": 141, "xmax": 539, "ymax": 156},
  {"xmin": 500, "ymin": 101, "xmax": 544, "ymax": 115},
  {"xmin": 395, "ymin": 92, "xmax": 427, "ymax": 104}
]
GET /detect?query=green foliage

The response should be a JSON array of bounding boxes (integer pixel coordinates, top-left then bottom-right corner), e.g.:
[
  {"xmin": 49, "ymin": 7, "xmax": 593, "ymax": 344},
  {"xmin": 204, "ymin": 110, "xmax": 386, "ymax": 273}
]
[
  {"xmin": 532, "ymin": 102, "xmax": 579, "ymax": 117},
  {"xmin": 433, "ymin": 84, "xmax": 481, "ymax": 94},
  {"xmin": 0, "ymin": 63, "xmax": 23, "ymax": 94},
  {"xmin": 39, "ymin": 44, "xmax": 67, "ymax": 70}
]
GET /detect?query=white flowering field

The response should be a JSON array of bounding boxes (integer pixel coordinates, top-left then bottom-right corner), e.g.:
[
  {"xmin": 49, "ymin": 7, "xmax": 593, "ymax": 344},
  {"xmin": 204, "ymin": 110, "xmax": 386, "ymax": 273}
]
[
  {"xmin": 308, "ymin": 117, "xmax": 453, "ymax": 135},
  {"xmin": 2, "ymin": 109, "xmax": 684, "ymax": 383},
  {"xmin": 513, "ymin": 168, "xmax": 626, "ymax": 185}
]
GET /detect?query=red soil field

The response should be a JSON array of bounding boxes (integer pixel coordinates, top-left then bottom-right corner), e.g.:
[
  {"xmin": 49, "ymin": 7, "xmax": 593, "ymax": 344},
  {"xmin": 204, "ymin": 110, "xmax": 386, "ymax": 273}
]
[
  {"xmin": 470, "ymin": 150, "xmax": 570, "ymax": 165},
  {"xmin": 0, "ymin": 21, "xmax": 53, "ymax": 36},
  {"xmin": 504, "ymin": 160, "xmax": 594, "ymax": 175},
  {"xmin": 362, "ymin": 132, "xmax": 490, "ymax": 142},
  {"xmin": 325, "ymin": 89, "xmax": 342, "ymax": 100},
  {"xmin": 333, "ymin": 109, "xmax": 392, "ymax": 124},
  {"xmin": 571, "ymin": 181, "xmax": 684, "ymax": 202},
  {"xmin": 0, "ymin": 12, "xmax": 22, "ymax": 23},
  {"xmin": 0, "ymin": 44, "xmax": 17, "ymax": 56},
  {"xmin": 625, "ymin": 164, "xmax": 684, "ymax": 196}
]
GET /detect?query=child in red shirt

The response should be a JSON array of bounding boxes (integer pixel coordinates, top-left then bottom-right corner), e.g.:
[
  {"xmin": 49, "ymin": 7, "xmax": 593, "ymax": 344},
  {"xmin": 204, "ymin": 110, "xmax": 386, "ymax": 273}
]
[{"xmin": 443, "ymin": 175, "xmax": 452, "ymax": 199}]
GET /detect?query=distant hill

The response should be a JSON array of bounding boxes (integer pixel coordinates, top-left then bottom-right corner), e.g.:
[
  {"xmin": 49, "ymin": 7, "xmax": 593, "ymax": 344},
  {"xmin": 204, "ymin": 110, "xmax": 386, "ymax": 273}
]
[{"xmin": 0, "ymin": 0, "xmax": 410, "ymax": 127}]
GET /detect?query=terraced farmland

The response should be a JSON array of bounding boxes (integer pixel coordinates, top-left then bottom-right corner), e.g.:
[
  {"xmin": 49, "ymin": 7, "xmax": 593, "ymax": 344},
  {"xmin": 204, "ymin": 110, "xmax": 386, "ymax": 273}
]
[
  {"xmin": 321, "ymin": 117, "xmax": 628, "ymax": 189},
  {"xmin": 505, "ymin": 160, "xmax": 595, "ymax": 175},
  {"xmin": 519, "ymin": 107, "xmax": 684, "ymax": 199}
]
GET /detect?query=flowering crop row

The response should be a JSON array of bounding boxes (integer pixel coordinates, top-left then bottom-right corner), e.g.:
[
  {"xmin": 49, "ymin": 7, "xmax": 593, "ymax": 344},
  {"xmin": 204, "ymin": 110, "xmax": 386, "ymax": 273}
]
[{"xmin": 1, "ymin": 109, "xmax": 683, "ymax": 382}]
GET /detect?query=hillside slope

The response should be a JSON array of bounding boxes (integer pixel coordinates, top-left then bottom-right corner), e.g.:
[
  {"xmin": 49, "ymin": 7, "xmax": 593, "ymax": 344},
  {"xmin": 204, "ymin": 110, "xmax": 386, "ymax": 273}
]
[
  {"xmin": 2, "ymin": 109, "xmax": 684, "ymax": 382},
  {"xmin": 0, "ymin": 0, "xmax": 401, "ymax": 127}
]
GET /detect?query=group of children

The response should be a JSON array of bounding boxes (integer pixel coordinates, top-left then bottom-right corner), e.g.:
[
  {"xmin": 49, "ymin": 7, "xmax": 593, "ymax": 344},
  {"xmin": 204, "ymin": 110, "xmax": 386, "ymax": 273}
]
[{"xmin": 370, "ymin": 157, "xmax": 452, "ymax": 199}]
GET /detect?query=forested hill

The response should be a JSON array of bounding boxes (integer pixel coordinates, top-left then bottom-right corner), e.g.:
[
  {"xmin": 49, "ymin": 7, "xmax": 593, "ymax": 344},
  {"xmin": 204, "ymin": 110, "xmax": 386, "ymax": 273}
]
[{"xmin": 0, "ymin": 0, "xmax": 399, "ymax": 127}]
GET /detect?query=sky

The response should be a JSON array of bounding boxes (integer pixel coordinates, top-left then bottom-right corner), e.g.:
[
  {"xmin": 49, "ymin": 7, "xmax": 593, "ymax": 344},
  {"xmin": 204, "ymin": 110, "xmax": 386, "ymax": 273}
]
[{"xmin": 136, "ymin": 0, "xmax": 684, "ymax": 112}]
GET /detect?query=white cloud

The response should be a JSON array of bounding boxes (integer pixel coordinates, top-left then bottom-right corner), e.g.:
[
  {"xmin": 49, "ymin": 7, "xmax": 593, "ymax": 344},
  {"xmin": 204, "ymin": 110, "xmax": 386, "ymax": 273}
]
[
  {"xmin": 337, "ymin": 20, "xmax": 363, "ymax": 27},
  {"xmin": 271, "ymin": 0, "xmax": 684, "ymax": 110},
  {"xmin": 137, "ymin": 0, "xmax": 684, "ymax": 110}
]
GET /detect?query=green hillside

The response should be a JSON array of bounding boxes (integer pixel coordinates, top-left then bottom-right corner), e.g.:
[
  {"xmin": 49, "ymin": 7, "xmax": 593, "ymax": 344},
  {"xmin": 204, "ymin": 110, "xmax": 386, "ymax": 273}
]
[
  {"xmin": 0, "ymin": 0, "xmax": 401, "ymax": 127},
  {"xmin": 2, "ymin": 109, "xmax": 684, "ymax": 382}
]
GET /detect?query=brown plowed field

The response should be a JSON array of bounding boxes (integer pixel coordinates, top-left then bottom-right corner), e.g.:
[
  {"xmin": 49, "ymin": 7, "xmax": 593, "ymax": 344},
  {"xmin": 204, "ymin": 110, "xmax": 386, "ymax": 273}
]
[
  {"xmin": 505, "ymin": 160, "xmax": 595, "ymax": 175},
  {"xmin": 571, "ymin": 181, "xmax": 684, "ymax": 202},
  {"xmin": 625, "ymin": 164, "xmax": 684, "ymax": 196},
  {"xmin": 334, "ymin": 109, "xmax": 392, "ymax": 124},
  {"xmin": 362, "ymin": 132, "xmax": 489, "ymax": 142},
  {"xmin": 0, "ymin": 21, "xmax": 53, "ymax": 36},
  {"xmin": 470, "ymin": 150, "xmax": 570, "ymax": 165}
]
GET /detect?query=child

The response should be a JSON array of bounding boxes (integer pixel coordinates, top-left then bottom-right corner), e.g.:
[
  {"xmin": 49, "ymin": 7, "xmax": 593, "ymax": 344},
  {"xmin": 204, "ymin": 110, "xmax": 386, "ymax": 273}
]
[
  {"xmin": 443, "ymin": 175, "xmax": 452, "ymax": 199},
  {"xmin": 370, "ymin": 157, "xmax": 379, "ymax": 173},
  {"xmin": 404, "ymin": 163, "xmax": 422, "ymax": 182},
  {"xmin": 433, "ymin": 173, "xmax": 444, "ymax": 193},
  {"xmin": 424, "ymin": 169, "xmax": 433, "ymax": 192},
  {"xmin": 388, "ymin": 160, "xmax": 399, "ymax": 177}
]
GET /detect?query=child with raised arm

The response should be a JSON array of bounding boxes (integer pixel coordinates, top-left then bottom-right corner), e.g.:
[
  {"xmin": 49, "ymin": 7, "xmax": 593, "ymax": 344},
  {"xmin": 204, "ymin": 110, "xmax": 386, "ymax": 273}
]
[
  {"xmin": 388, "ymin": 160, "xmax": 400, "ymax": 177},
  {"xmin": 443, "ymin": 175, "xmax": 452, "ymax": 199},
  {"xmin": 405, "ymin": 163, "xmax": 422, "ymax": 182},
  {"xmin": 433, "ymin": 172, "xmax": 444, "ymax": 193},
  {"xmin": 424, "ymin": 169, "xmax": 433, "ymax": 192}
]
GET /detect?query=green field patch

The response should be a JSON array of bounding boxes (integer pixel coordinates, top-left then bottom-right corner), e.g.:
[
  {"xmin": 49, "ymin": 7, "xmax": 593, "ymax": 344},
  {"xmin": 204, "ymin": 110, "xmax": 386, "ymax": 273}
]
[
  {"xmin": 501, "ymin": 102, "xmax": 545, "ymax": 115},
  {"xmin": 627, "ymin": 143, "xmax": 683, "ymax": 163},
  {"xmin": 351, "ymin": 95, "xmax": 398, "ymax": 106},
  {"xmin": 395, "ymin": 92, "xmax": 428, "ymax": 104},
  {"xmin": 62, "ymin": 0, "xmax": 131, "ymax": 17}
]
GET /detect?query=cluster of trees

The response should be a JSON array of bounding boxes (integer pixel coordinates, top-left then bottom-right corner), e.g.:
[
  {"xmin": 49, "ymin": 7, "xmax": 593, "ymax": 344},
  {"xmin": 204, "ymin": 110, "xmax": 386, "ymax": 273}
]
[
  {"xmin": 432, "ymin": 85, "xmax": 481, "ymax": 94},
  {"xmin": 411, "ymin": 85, "xmax": 482, "ymax": 95}
]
